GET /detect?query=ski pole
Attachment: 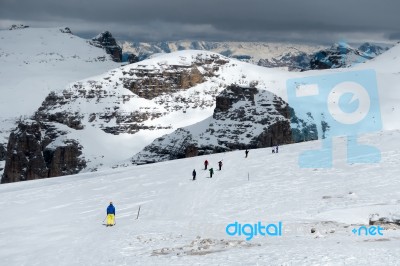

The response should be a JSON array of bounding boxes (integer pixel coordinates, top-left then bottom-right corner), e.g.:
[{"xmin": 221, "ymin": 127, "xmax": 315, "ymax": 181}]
[{"xmin": 136, "ymin": 205, "xmax": 140, "ymax": 220}]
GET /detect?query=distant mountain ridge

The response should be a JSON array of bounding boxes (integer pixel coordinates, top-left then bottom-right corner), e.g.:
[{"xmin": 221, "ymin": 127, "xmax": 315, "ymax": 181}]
[
  {"xmin": 121, "ymin": 41, "xmax": 325, "ymax": 65},
  {"xmin": 121, "ymin": 40, "xmax": 393, "ymax": 71}
]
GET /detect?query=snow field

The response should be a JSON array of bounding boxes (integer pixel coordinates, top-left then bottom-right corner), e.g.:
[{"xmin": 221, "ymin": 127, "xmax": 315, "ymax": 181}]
[{"xmin": 0, "ymin": 130, "xmax": 400, "ymax": 265}]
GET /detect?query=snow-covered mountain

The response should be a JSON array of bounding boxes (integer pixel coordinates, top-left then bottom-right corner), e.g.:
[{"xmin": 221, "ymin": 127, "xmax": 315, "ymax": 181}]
[
  {"xmin": 309, "ymin": 42, "xmax": 390, "ymax": 70},
  {"xmin": 1, "ymin": 130, "xmax": 400, "ymax": 265},
  {"xmin": 0, "ymin": 27, "xmax": 119, "ymax": 170},
  {"xmin": 2, "ymin": 51, "xmax": 293, "ymax": 182}
]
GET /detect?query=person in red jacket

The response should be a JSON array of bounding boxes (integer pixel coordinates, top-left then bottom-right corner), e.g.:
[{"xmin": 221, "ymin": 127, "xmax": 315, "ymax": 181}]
[{"xmin": 204, "ymin": 160, "xmax": 209, "ymax": 170}]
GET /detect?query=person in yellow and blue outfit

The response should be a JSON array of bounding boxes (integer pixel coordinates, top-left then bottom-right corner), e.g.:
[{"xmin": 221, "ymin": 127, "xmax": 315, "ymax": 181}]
[{"xmin": 106, "ymin": 202, "xmax": 116, "ymax": 226}]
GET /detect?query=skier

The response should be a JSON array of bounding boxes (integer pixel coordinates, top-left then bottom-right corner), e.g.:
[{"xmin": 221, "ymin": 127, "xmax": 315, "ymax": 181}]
[
  {"xmin": 209, "ymin": 167, "xmax": 214, "ymax": 178},
  {"xmin": 106, "ymin": 202, "xmax": 116, "ymax": 226},
  {"xmin": 276, "ymin": 145, "xmax": 279, "ymax": 153},
  {"xmin": 245, "ymin": 149, "xmax": 249, "ymax": 158},
  {"xmin": 218, "ymin": 161, "xmax": 223, "ymax": 171},
  {"xmin": 192, "ymin": 169, "xmax": 196, "ymax": 181},
  {"xmin": 204, "ymin": 160, "xmax": 209, "ymax": 170}
]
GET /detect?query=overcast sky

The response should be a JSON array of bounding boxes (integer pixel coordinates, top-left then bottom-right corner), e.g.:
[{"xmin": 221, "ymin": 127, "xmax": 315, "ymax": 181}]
[{"xmin": 1, "ymin": 0, "xmax": 399, "ymax": 44}]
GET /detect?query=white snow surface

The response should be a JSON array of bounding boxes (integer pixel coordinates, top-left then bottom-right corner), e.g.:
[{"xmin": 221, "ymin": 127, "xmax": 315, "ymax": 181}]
[
  {"xmin": 0, "ymin": 27, "xmax": 119, "ymax": 143},
  {"xmin": 0, "ymin": 129, "xmax": 400, "ymax": 265}
]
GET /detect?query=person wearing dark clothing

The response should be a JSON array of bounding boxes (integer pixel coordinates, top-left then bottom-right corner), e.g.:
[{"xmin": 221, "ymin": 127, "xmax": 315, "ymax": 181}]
[
  {"xmin": 192, "ymin": 169, "xmax": 196, "ymax": 181},
  {"xmin": 276, "ymin": 145, "xmax": 279, "ymax": 153},
  {"xmin": 218, "ymin": 161, "xmax": 223, "ymax": 171},
  {"xmin": 209, "ymin": 168, "xmax": 214, "ymax": 178},
  {"xmin": 106, "ymin": 202, "xmax": 116, "ymax": 226},
  {"xmin": 204, "ymin": 160, "xmax": 209, "ymax": 170},
  {"xmin": 245, "ymin": 149, "xmax": 249, "ymax": 158}
]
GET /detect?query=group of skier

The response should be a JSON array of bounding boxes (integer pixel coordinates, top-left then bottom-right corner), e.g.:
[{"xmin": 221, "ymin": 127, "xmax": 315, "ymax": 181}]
[
  {"xmin": 192, "ymin": 149, "xmax": 251, "ymax": 181},
  {"xmin": 192, "ymin": 159, "xmax": 222, "ymax": 180}
]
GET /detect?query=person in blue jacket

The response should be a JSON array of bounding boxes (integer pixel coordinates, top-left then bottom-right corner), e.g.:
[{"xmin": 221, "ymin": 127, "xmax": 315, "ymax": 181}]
[{"xmin": 106, "ymin": 202, "xmax": 116, "ymax": 226}]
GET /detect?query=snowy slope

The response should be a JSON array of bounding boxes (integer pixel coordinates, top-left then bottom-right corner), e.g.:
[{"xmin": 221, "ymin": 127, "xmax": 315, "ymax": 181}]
[
  {"xmin": 0, "ymin": 27, "xmax": 119, "ymax": 144},
  {"xmin": 1, "ymin": 129, "xmax": 400, "ymax": 265}
]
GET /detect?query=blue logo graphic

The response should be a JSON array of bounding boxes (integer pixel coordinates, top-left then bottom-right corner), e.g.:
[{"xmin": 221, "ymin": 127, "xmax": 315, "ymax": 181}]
[
  {"xmin": 352, "ymin": 225, "xmax": 384, "ymax": 236},
  {"xmin": 287, "ymin": 69, "xmax": 382, "ymax": 168},
  {"xmin": 226, "ymin": 221, "xmax": 283, "ymax": 240}
]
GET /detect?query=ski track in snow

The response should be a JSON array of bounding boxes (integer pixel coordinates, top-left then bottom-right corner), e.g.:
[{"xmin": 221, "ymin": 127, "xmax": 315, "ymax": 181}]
[{"xmin": 1, "ymin": 130, "xmax": 400, "ymax": 265}]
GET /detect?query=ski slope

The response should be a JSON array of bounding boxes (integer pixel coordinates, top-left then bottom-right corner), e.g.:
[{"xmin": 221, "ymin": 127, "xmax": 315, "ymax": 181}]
[{"xmin": 1, "ymin": 130, "xmax": 400, "ymax": 265}]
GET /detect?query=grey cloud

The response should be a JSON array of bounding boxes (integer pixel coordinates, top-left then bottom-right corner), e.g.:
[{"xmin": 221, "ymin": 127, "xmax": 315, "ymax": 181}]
[{"xmin": 0, "ymin": 0, "xmax": 399, "ymax": 43}]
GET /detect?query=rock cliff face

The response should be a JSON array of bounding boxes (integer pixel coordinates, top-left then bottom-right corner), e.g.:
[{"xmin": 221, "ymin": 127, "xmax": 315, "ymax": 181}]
[
  {"xmin": 89, "ymin": 31, "xmax": 122, "ymax": 62},
  {"xmin": 0, "ymin": 143, "xmax": 6, "ymax": 161},
  {"xmin": 122, "ymin": 54, "xmax": 226, "ymax": 100},
  {"xmin": 1, "ymin": 121, "xmax": 85, "ymax": 183},
  {"xmin": 131, "ymin": 85, "xmax": 318, "ymax": 164}
]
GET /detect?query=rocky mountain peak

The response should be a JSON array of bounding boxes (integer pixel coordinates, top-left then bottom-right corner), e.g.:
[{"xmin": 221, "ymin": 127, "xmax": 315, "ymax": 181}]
[{"xmin": 89, "ymin": 31, "xmax": 122, "ymax": 62}]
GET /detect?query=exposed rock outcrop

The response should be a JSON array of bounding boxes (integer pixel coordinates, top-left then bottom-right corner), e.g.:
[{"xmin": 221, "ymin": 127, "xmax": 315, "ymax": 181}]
[
  {"xmin": 0, "ymin": 143, "xmax": 6, "ymax": 161},
  {"xmin": 126, "ymin": 53, "xmax": 139, "ymax": 64},
  {"xmin": 59, "ymin": 27, "xmax": 72, "ymax": 34},
  {"xmin": 258, "ymin": 52, "xmax": 312, "ymax": 71},
  {"xmin": 9, "ymin": 24, "xmax": 29, "ymax": 30},
  {"xmin": 122, "ymin": 54, "xmax": 226, "ymax": 100},
  {"xmin": 1, "ymin": 120, "xmax": 86, "ymax": 183},
  {"xmin": 89, "ymin": 31, "xmax": 122, "ymax": 62},
  {"xmin": 132, "ymin": 85, "xmax": 318, "ymax": 164}
]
